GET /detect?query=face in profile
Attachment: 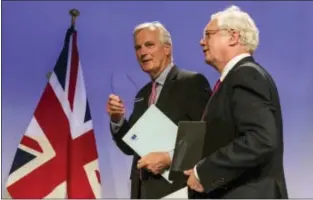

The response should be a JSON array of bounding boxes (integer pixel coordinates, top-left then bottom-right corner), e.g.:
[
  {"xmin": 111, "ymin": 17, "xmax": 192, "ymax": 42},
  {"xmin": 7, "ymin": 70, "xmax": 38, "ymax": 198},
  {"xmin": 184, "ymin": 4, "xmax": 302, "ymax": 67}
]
[
  {"xmin": 200, "ymin": 19, "xmax": 230, "ymax": 67},
  {"xmin": 134, "ymin": 28, "xmax": 171, "ymax": 77}
]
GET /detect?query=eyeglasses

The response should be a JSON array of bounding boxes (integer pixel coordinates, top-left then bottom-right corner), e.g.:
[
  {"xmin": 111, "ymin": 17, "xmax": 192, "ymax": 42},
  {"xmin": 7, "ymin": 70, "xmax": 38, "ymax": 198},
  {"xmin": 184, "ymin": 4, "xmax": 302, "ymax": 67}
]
[{"xmin": 202, "ymin": 28, "xmax": 229, "ymax": 40}]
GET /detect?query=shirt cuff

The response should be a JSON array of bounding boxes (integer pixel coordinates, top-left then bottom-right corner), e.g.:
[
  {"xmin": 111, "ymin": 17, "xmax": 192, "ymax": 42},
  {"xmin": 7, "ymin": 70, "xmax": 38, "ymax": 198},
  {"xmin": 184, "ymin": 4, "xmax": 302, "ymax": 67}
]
[
  {"xmin": 194, "ymin": 164, "xmax": 200, "ymax": 181},
  {"xmin": 110, "ymin": 118, "xmax": 124, "ymax": 133}
]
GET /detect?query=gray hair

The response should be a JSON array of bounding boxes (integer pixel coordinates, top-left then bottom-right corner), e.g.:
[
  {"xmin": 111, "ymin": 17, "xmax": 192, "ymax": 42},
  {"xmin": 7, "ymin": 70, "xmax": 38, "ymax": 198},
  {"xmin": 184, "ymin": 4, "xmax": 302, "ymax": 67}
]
[
  {"xmin": 133, "ymin": 21, "xmax": 174, "ymax": 63},
  {"xmin": 211, "ymin": 5, "xmax": 259, "ymax": 53}
]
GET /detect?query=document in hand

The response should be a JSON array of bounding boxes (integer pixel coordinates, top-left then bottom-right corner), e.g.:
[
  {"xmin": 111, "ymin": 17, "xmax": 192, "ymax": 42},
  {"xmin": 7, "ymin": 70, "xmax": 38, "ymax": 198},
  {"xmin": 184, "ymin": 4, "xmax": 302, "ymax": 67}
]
[
  {"xmin": 122, "ymin": 104, "xmax": 178, "ymax": 183},
  {"xmin": 169, "ymin": 121, "xmax": 206, "ymax": 181}
]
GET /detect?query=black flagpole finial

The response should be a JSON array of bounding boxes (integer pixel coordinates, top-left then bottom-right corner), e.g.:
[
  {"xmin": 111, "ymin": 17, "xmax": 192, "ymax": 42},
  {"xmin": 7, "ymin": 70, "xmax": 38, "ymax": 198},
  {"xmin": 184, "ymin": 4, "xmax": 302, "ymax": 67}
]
[{"xmin": 69, "ymin": 9, "xmax": 80, "ymax": 27}]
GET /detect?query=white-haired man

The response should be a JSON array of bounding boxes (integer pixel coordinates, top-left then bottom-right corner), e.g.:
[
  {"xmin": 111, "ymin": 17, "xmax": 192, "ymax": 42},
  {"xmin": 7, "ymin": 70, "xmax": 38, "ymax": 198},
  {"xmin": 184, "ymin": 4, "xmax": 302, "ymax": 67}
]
[
  {"xmin": 183, "ymin": 6, "xmax": 288, "ymax": 198},
  {"xmin": 106, "ymin": 21, "xmax": 212, "ymax": 198}
]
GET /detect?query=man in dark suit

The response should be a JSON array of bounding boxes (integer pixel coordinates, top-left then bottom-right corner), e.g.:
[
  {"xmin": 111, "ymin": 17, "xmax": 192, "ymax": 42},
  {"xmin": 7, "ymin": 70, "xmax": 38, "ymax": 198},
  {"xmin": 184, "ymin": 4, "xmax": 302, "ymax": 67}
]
[
  {"xmin": 106, "ymin": 21, "xmax": 211, "ymax": 199},
  {"xmin": 184, "ymin": 5, "xmax": 289, "ymax": 198}
]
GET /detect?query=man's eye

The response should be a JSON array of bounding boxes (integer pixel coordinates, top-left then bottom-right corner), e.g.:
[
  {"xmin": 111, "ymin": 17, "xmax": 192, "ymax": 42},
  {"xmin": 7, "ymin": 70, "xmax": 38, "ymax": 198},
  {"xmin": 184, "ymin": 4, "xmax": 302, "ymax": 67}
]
[{"xmin": 135, "ymin": 46, "xmax": 140, "ymax": 50}]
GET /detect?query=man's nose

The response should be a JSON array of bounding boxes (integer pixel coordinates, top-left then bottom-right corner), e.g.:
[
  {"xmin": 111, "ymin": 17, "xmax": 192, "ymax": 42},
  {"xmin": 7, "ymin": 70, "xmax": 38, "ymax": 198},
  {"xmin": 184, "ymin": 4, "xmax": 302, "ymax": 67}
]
[
  {"xmin": 140, "ymin": 53, "xmax": 148, "ymax": 61},
  {"xmin": 139, "ymin": 46, "xmax": 149, "ymax": 55},
  {"xmin": 200, "ymin": 38, "xmax": 205, "ymax": 46}
]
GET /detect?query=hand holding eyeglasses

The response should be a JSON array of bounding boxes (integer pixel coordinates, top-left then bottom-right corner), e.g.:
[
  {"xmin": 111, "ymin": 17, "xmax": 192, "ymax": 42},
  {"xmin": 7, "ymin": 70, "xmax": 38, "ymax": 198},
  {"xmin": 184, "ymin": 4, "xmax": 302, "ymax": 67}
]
[{"xmin": 106, "ymin": 94, "xmax": 125, "ymax": 122}]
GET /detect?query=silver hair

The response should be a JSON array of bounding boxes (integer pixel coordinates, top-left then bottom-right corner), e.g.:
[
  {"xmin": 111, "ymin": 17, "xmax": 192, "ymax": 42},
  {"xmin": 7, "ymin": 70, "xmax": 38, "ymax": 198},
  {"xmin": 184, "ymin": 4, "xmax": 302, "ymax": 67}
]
[
  {"xmin": 211, "ymin": 5, "xmax": 259, "ymax": 53},
  {"xmin": 133, "ymin": 21, "xmax": 174, "ymax": 63}
]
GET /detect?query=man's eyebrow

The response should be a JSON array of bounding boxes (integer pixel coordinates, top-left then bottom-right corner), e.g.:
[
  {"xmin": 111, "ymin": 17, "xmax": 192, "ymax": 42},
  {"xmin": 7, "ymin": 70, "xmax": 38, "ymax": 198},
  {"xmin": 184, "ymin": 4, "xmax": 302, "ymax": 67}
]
[{"xmin": 134, "ymin": 44, "xmax": 141, "ymax": 49}]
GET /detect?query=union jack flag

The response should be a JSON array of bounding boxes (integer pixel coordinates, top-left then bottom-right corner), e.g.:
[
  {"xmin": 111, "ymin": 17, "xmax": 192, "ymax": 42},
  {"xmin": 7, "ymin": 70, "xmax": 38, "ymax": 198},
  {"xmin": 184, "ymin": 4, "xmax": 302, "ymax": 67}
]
[{"xmin": 5, "ymin": 26, "xmax": 102, "ymax": 198}]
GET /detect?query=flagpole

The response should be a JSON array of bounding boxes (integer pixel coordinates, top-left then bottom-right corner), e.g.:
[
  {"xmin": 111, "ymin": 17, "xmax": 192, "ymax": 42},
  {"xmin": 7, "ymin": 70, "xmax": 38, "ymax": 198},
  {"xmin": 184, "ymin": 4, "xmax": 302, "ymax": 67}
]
[
  {"xmin": 46, "ymin": 9, "xmax": 80, "ymax": 80},
  {"xmin": 69, "ymin": 8, "xmax": 80, "ymax": 28}
]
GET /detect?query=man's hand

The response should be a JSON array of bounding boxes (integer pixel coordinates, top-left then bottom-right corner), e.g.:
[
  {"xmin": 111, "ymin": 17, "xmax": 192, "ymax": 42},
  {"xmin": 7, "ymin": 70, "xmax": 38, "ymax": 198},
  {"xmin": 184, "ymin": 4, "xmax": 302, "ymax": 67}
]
[
  {"xmin": 184, "ymin": 169, "xmax": 204, "ymax": 193},
  {"xmin": 137, "ymin": 152, "xmax": 171, "ymax": 175},
  {"xmin": 106, "ymin": 94, "xmax": 125, "ymax": 122}
]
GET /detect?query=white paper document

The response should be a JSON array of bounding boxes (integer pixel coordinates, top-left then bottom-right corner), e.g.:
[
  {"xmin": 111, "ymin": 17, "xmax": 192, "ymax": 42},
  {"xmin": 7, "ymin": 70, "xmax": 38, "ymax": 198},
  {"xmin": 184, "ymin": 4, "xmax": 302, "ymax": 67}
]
[
  {"xmin": 122, "ymin": 105, "xmax": 178, "ymax": 183},
  {"xmin": 162, "ymin": 186, "xmax": 188, "ymax": 198}
]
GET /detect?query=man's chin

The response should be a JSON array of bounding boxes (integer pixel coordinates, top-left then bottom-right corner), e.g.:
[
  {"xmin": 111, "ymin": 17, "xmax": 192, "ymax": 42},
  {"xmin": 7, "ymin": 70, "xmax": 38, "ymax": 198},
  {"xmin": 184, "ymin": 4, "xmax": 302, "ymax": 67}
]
[
  {"xmin": 205, "ymin": 59, "xmax": 218, "ymax": 69},
  {"xmin": 205, "ymin": 59, "xmax": 212, "ymax": 65},
  {"xmin": 141, "ymin": 67, "xmax": 151, "ymax": 73},
  {"xmin": 141, "ymin": 65, "xmax": 154, "ymax": 72}
]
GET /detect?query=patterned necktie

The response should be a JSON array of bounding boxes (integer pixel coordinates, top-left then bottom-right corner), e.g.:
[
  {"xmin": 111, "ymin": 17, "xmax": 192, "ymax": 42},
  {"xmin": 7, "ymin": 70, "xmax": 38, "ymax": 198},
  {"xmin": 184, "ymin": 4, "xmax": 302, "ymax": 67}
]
[
  {"xmin": 201, "ymin": 79, "xmax": 222, "ymax": 120},
  {"xmin": 212, "ymin": 79, "xmax": 221, "ymax": 94},
  {"xmin": 148, "ymin": 81, "xmax": 157, "ymax": 106}
]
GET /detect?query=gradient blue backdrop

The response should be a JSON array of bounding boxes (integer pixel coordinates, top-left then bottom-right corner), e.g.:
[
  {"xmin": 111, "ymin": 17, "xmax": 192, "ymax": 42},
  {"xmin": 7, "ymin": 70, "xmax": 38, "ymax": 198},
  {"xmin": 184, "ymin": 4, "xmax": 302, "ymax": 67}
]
[{"xmin": 2, "ymin": 1, "xmax": 313, "ymax": 198}]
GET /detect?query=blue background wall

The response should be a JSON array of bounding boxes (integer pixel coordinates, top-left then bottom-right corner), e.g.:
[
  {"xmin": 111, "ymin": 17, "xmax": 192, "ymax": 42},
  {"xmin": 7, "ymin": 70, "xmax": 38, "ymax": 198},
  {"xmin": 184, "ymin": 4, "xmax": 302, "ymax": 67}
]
[{"xmin": 2, "ymin": 1, "xmax": 313, "ymax": 198}]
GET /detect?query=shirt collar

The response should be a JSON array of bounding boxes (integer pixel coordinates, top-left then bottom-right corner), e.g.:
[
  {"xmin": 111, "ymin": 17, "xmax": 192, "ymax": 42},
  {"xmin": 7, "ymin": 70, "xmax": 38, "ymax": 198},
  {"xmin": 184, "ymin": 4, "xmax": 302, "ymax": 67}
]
[
  {"xmin": 154, "ymin": 63, "xmax": 174, "ymax": 85},
  {"xmin": 220, "ymin": 53, "xmax": 251, "ymax": 82}
]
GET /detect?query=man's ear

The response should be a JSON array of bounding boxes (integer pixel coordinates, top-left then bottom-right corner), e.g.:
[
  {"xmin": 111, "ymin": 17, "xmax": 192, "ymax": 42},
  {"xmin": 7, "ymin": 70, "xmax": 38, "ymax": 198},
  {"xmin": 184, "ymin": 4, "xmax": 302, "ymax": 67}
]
[
  {"xmin": 164, "ymin": 43, "xmax": 171, "ymax": 56},
  {"xmin": 228, "ymin": 29, "xmax": 240, "ymax": 46}
]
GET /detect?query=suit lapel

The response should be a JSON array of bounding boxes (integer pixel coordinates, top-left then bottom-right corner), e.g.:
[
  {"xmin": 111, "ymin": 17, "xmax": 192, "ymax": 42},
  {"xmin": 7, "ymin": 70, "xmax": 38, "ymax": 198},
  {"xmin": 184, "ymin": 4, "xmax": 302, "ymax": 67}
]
[
  {"xmin": 130, "ymin": 84, "xmax": 150, "ymax": 124},
  {"xmin": 131, "ymin": 66, "xmax": 179, "ymax": 122},
  {"xmin": 204, "ymin": 56, "xmax": 255, "ymax": 122},
  {"xmin": 156, "ymin": 66, "xmax": 179, "ymax": 110},
  {"xmin": 222, "ymin": 56, "xmax": 255, "ymax": 83}
]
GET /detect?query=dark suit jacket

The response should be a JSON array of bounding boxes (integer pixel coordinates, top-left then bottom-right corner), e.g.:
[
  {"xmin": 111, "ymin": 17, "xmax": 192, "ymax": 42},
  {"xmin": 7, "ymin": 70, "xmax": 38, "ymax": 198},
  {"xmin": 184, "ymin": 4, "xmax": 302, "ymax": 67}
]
[
  {"xmin": 110, "ymin": 66, "xmax": 211, "ymax": 199},
  {"xmin": 193, "ymin": 56, "xmax": 288, "ymax": 199}
]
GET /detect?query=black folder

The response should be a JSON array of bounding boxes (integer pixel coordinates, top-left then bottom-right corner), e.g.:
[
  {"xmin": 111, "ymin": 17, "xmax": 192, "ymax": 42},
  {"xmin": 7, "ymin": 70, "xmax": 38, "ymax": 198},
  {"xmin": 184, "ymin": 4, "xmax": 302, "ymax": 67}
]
[{"xmin": 169, "ymin": 121, "xmax": 206, "ymax": 181}]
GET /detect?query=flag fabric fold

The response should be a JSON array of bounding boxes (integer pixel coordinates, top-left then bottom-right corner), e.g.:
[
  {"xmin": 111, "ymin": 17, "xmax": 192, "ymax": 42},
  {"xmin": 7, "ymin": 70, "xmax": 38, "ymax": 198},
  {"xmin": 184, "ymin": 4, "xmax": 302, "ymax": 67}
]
[{"xmin": 6, "ymin": 26, "xmax": 102, "ymax": 199}]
